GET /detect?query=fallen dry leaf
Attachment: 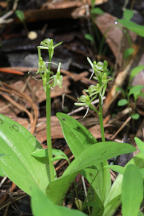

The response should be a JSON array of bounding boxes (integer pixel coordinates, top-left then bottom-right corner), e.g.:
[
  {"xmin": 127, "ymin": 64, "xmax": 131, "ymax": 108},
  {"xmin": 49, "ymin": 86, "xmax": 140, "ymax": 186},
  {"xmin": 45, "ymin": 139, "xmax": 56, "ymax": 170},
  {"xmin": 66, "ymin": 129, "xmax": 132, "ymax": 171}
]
[
  {"xmin": 95, "ymin": 13, "xmax": 137, "ymax": 66},
  {"xmin": 42, "ymin": 0, "xmax": 82, "ymax": 9},
  {"xmin": 9, "ymin": 75, "xmax": 70, "ymax": 104}
]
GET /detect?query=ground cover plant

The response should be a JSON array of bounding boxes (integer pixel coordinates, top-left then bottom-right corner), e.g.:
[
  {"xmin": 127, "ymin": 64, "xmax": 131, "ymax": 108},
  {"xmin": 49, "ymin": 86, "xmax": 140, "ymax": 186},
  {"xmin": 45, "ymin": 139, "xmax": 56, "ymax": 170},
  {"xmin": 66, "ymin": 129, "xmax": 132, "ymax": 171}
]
[
  {"xmin": 0, "ymin": 37, "xmax": 144, "ymax": 216},
  {"xmin": 117, "ymin": 68, "xmax": 144, "ymax": 120}
]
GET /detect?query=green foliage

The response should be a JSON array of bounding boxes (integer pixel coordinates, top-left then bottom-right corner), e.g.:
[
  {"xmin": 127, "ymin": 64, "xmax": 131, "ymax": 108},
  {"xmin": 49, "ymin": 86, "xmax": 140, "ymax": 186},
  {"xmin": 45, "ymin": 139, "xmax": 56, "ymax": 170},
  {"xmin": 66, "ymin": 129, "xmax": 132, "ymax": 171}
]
[
  {"xmin": 105, "ymin": 138, "xmax": 144, "ymax": 216},
  {"xmin": 32, "ymin": 148, "xmax": 70, "ymax": 164},
  {"xmin": 131, "ymin": 113, "xmax": 140, "ymax": 120},
  {"xmin": 128, "ymin": 85, "xmax": 144, "ymax": 101},
  {"xmin": 117, "ymin": 75, "xmax": 144, "ymax": 120},
  {"xmin": 135, "ymin": 137, "xmax": 144, "ymax": 154},
  {"xmin": 117, "ymin": 99, "xmax": 128, "ymax": 106},
  {"xmin": 130, "ymin": 65, "xmax": 144, "ymax": 81},
  {"xmin": 57, "ymin": 112, "xmax": 96, "ymax": 157},
  {"xmin": 122, "ymin": 164, "xmax": 143, "ymax": 216},
  {"xmin": 64, "ymin": 141, "xmax": 135, "ymax": 177},
  {"xmin": 15, "ymin": 10, "xmax": 25, "ymax": 22},
  {"xmin": 0, "ymin": 114, "xmax": 48, "ymax": 195},
  {"xmin": 46, "ymin": 137, "xmax": 135, "ymax": 205},
  {"xmin": 118, "ymin": 9, "xmax": 144, "ymax": 37},
  {"xmin": 31, "ymin": 187, "xmax": 86, "ymax": 216}
]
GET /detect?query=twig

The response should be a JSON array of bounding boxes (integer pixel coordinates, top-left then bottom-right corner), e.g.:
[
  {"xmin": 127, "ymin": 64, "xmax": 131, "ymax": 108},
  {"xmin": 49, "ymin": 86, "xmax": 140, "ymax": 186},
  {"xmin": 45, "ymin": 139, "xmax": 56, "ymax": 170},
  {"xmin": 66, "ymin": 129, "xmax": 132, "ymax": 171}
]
[
  {"xmin": 0, "ymin": 0, "xmax": 19, "ymax": 25},
  {"xmin": 111, "ymin": 116, "xmax": 131, "ymax": 140}
]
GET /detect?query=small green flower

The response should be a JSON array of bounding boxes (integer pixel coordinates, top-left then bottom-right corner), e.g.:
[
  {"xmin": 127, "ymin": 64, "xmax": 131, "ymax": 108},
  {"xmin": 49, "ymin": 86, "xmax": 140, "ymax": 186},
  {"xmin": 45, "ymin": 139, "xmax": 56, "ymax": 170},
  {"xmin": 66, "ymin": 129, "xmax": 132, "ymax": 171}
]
[
  {"xmin": 50, "ymin": 63, "xmax": 63, "ymax": 88},
  {"xmin": 37, "ymin": 39, "xmax": 63, "ymax": 91},
  {"xmin": 85, "ymin": 84, "xmax": 101, "ymax": 98},
  {"xmin": 75, "ymin": 58, "xmax": 111, "ymax": 112},
  {"xmin": 74, "ymin": 95, "xmax": 91, "ymax": 107}
]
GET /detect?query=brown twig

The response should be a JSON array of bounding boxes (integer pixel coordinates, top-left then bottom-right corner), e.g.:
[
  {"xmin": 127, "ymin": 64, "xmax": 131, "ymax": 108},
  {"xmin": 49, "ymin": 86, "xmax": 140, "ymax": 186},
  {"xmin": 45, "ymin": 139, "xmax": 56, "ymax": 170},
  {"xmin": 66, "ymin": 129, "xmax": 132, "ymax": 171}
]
[{"xmin": 111, "ymin": 116, "xmax": 131, "ymax": 140}]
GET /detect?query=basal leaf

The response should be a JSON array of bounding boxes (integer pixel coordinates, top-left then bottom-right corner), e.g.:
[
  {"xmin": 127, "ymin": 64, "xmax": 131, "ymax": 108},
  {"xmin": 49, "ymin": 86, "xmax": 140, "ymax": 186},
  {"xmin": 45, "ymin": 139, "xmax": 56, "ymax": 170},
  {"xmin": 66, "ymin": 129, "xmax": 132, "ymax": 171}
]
[
  {"xmin": 135, "ymin": 137, "xmax": 144, "ymax": 155},
  {"xmin": 64, "ymin": 142, "xmax": 135, "ymax": 176},
  {"xmin": 47, "ymin": 141, "xmax": 135, "ymax": 204},
  {"xmin": 57, "ymin": 112, "xmax": 110, "ymax": 203},
  {"xmin": 0, "ymin": 114, "xmax": 48, "ymax": 195},
  {"xmin": 104, "ymin": 150, "xmax": 144, "ymax": 216},
  {"xmin": 122, "ymin": 164, "xmax": 143, "ymax": 216},
  {"xmin": 31, "ymin": 187, "xmax": 86, "ymax": 216},
  {"xmin": 56, "ymin": 112, "xmax": 96, "ymax": 157},
  {"xmin": 103, "ymin": 174, "xmax": 122, "ymax": 216}
]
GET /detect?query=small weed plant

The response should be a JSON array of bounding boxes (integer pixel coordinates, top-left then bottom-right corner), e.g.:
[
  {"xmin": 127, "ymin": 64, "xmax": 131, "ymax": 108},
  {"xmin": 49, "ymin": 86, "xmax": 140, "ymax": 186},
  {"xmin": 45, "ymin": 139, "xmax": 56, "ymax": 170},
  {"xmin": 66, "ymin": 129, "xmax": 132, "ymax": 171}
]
[
  {"xmin": 0, "ymin": 39, "xmax": 144, "ymax": 216},
  {"xmin": 84, "ymin": 0, "xmax": 105, "ymax": 55},
  {"xmin": 117, "ymin": 64, "xmax": 144, "ymax": 120}
]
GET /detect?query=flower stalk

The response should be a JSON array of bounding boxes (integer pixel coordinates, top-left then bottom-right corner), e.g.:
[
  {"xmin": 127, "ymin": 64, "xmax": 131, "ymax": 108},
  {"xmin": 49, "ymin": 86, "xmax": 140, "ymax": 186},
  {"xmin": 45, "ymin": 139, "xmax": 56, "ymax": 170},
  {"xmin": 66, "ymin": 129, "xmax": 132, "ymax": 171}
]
[{"xmin": 37, "ymin": 39, "xmax": 62, "ymax": 182}]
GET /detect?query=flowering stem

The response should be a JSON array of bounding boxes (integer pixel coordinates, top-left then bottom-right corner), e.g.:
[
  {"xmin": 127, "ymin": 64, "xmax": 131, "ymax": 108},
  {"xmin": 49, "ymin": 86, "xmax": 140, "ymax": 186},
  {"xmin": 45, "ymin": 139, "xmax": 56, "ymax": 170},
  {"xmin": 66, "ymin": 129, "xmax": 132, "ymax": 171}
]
[
  {"xmin": 46, "ymin": 57, "xmax": 55, "ymax": 183},
  {"xmin": 98, "ymin": 95, "xmax": 105, "ymax": 142}
]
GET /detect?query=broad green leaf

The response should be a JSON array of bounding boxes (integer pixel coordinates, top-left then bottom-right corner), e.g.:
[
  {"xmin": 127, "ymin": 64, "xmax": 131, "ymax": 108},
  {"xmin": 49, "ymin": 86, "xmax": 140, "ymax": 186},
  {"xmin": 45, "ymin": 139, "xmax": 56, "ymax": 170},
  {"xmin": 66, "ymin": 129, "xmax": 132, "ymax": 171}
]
[
  {"xmin": 57, "ymin": 112, "xmax": 110, "ymax": 203},
  {"xmin": 132, "ymin": 152, "xmax": 144, "ymax": 169},
  {"xmin": 31, "ymin": 187, "xmax": 86, "ymax": 216},
  {"xmin": 56, "ymin": 112, "xmax": 96, "ymax": 157},
  {"xmin": 0, "ymin": 166, "xmax": 5, "ymax": 177},
  {"xmin": 139, "ymin": 168, "xmax": 144, "ymax": 178},
  {"xmin": 83, "ymin": 163, "xmax": 111, "ymax": 203},
  {"xmin": 103, "ymin": 174, "xmax": 122, "ymax": 216},
  {"xmin": 123, "ymin": 9, "xmax": 134, "ymax": 21},
  {"xmin": 47, "ymin": 141, "xmax": 135, "ymax": 204},
  {"xmin": 131, "ymin": 113, "xmax": 140, "ymax": 120},
  {"xmin": 122, "ymin": 164, "xmax": 143, "ymax": 216},
  {"xmin": 118, "ymin": 19, "xmax": 144, "ymax": 37},
  {"xmin": 64, "ymin": 142, "xmax": 135, "ymax": 176},
  {"xmin": 135, "ymin": 137, "xmax": 144, "ymax": 155},
  {"xmin": 0, "ymin": 114, "xmax": 48, "ymax": 195},
  {"xmin": 130, "ymin": 65, "xmax": 144, "ymax": 81},
  {"xmin": 47, "ymin": 172, "xmax": 77, "ymax": 204},
  {"xmin": 32, "ymin": 148, "xmax": 69, "ymax": 163},
  {"xmin": 104, "ymin": 149, "xmax": 144, "ymax": 216},
  {"xmin": 117, "ymin": 99, "xmax": 128, "ymax": 106}
]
